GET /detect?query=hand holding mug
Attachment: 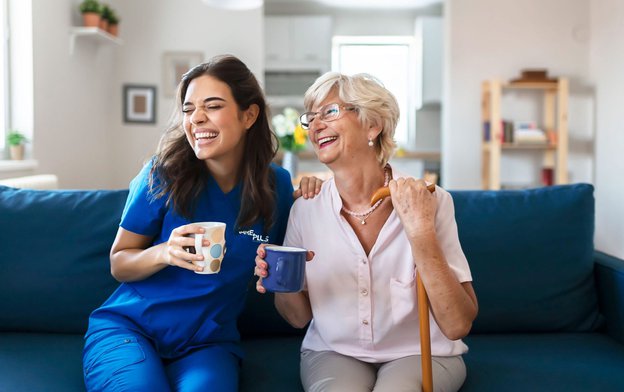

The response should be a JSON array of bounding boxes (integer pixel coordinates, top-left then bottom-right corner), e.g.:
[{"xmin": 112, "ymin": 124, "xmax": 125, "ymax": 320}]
[
  {"xmin": 163, "ymin": 223, "xmax": 210, "ymax": 273},
  {"xmin": 164, "ymin": 222, "xmax": 226, "ymax": 274},
  {"xmin": 255, "ymin": 244, "xmax": 314, "ymax": 293}
]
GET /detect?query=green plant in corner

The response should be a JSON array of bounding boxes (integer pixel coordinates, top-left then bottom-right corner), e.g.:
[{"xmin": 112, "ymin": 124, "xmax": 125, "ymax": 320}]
[
  {"xmin": 6, "ymin": 130, "xmax": 28, "ymax": 147},
  {"xmin": 79, "ymin": 0, "xmax": 101, "ymax": 14}
]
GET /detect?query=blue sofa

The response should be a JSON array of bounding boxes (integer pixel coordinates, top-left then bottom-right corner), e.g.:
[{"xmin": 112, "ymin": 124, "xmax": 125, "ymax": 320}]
[{"xmin": 1, "ymin": 183, "xmax": 623, "ymax": 391}]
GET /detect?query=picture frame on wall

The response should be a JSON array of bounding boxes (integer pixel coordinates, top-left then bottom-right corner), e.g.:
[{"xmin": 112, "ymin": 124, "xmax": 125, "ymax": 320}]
[
  {"xmin": 162, "ymin": 51, "xmax": 204, "ymax": 97},
  {"xmin": 123, "ymin": 85, "xmax": 157, "ymax": 124}
]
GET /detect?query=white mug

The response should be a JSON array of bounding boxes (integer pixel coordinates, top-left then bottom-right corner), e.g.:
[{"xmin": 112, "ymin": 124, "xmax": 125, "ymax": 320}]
[{"xmin": 192, "ymin": 222, "xmax": 226, "ymax": 274}]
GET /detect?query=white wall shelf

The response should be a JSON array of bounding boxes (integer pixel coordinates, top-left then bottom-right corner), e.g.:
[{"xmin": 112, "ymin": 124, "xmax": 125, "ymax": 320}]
[{"xmin": 69, "ymin": 27, "xmax": 122, "ymax": 55}]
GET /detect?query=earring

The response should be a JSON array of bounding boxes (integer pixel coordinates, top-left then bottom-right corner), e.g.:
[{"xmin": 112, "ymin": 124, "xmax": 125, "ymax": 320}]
[{"xmin": 368, "ymin": 139, "xmax": 374, "ymax": 147}]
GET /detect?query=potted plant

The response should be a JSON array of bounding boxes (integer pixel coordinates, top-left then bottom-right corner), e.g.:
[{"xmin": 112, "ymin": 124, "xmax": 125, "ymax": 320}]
[
  {"xmin": 6, "ymin": 130, "xmax": 28, "ymax": 160},
  {"xmin": 272, "ymin": 107, "xmax": 308, "ymax": 178},
  {"xmin": 106, "ymin": 9, "xmax": 120, "ymax": 37},
  {"xmin": 99, "ymin": 4, "xmax": 112, "ymax": 32},
  {"xmin": 79, "ymin": 0, "xmax": 101, "ymax": 28}
]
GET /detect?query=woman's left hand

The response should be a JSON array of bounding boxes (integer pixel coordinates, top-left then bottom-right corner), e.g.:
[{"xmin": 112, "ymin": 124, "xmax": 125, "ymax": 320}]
[
  {"xmin": 388, "ymin": 178, "xmax": 437, "ymax": 240},
  {"xmin": 293, "ymin": 176, "xmax": 323, "ymax": 200}
]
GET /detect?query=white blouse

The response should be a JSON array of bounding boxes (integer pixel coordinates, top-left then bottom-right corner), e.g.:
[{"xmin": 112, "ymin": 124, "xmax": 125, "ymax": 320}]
[{"xmin": 284, "ymin": 170, "xmax": 472, "ymax": 363}]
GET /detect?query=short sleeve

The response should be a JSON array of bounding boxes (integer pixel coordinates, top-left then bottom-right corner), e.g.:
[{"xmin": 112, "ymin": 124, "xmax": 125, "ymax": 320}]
[
  {"xmin": 435, "ymin": 187, "xmax": 472, "ymax": 283},
  {"xmin": 120, "ymin": 162, "xmax": 167, "ymax": 237}
]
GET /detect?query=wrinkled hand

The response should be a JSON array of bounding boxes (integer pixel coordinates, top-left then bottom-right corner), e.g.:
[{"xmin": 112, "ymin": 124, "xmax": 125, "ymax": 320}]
[
  {"xmin": 293, "ymin": 176, "xmax": 323, "ymax": 200},
  {"xmin": 254, "ymin": 244, "xmax": 315, "ymax": 294},
  {"xmin": 388, "ymin": 178, "xmax": 437, "ymax": 240},
  {"xmin": 163, "ymin": 224, "xmax": 210, "ymax": 273}
]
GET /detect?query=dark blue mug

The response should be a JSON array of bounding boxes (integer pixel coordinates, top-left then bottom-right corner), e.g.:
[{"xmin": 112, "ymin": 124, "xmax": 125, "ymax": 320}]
[{"xmin": 263, "ymin": 246, "xmax": 306, "ymax": 293}]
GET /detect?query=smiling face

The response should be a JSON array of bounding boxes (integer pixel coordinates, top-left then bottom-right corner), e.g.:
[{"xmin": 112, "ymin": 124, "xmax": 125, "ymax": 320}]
[
  {"xmin": 307, "ymin": 91, "xmax": 373, "ymax": 168},
  {"xmin": 182, "ymin": 75, "xmax": 257, "ymax": 165}
]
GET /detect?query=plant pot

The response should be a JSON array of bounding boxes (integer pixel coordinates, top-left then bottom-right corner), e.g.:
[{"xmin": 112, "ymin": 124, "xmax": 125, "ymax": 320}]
[
  {"xmin": 82, "ymin": 12, "xmax": 100, "ymax": 28},
  {"xmin": 107, "ymin": 23, "xmax": 119, "ymax": 37},
  {"xmin": 9, "ymin": 144, "xmax": 24, "ymax": 161},
  {"xmin": 99, "ymin": 19, "xmax": 109, "ymax": 32}
]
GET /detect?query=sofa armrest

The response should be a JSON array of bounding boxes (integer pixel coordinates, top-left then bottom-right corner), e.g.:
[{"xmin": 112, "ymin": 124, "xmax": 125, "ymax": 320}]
[{"xmin": 594, "ymin": 251, "xmax": 624, "ymax": 345}]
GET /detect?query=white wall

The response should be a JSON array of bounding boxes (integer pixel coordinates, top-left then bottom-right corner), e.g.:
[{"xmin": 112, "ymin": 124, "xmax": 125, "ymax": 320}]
[
  {"xmin": 110, "ymin": 0, "xmax": 263, "ymax": 189},
  {"xmin": 21, "ymin": 0, "xmax": 262, "ymax": 189},
  {"xmin": 27, "ymin": 0, "xmax": 118, "ymax": 188},
  {"xmin": 589, "ymin": 0, "xmax": 624, "ymax": 259},
  {"xmin": 444, "ymin": 0, "xmax": 593, "ymax": 189}
]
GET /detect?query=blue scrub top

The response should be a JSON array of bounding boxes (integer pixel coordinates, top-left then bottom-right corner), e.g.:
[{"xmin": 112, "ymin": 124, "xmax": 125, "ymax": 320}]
[{"xmin": 86, "ymin": 161, "xmax": 294, "ymax": 359}]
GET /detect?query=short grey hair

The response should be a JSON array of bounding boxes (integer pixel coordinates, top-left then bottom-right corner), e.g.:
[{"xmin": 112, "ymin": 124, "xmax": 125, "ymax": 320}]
[{"xmin": 303, "ymin": 72, "xmax": 399, "ymax": 166}]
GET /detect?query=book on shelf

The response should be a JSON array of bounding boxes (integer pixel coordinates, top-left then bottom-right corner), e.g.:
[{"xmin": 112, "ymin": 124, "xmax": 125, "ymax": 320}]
[
  {"xmin": 483, "ymin": 120, "xmax": 515, "ymax": 143},
  {"xmin": 512, "ymin": 121, "xmax": 547, "ymax": 144},
  {"xmin": 514, "ymin": 128, "xmax": 547, "ymax": 144}
]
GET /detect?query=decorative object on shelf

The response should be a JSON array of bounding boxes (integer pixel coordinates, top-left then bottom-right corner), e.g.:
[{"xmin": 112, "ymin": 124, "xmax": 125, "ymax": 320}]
[
  {"xmin": 510, "ymin": 68, "xmax": 558, "ymax": 84},
  {"xmin": 162, "ymin": 52, "xmax": 204, "ymax": 98},
  {"xmin": 99, "ymin": 4, "xmax": 111, "ymax": 31},
  {"xmin": 123, "ymin": 85, "xmax": 157, "ymax": 124},
  {"xmin": 79, "ymin": 0, "xmax": 102, "ymax": 28},
  {"xmin": 104, "ymin": 7, "xmax": 120, "ymax": 37},
  {"xmin": 272, "ymin": 107, "xmax": 307, "ymax": 179},
  {"xmin": 6, "ymin": 130, "xmax": 29, "ymax": 161}
]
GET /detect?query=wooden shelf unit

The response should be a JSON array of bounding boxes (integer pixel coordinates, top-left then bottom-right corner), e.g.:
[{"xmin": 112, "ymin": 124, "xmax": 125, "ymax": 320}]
[{"xmin": 481, "ymin": 78, "xmax": 569, "ymax": 190}]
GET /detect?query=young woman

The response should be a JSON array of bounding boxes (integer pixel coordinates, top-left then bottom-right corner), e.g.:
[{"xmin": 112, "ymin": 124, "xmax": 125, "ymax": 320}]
[
  {"xmin": 83, "ymin": 55, "xmax": 318, "ymax": 391},
  {"xmin": 255, "ymin": 72, "xmax": 478, "ymax": 391}
]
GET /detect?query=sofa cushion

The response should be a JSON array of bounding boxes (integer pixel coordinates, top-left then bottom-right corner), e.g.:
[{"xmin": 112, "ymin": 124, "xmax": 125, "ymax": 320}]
[
  {"xmin": 0, "ymin": 186, "xmax": 126, "ymax": 334},
  {"xmin": 462, "ymin": 333, "xmax": 624, "ymax": 391},
  {"xmin": 240, "ymin": 336, "xmax": 304, "ymax": 392},
  {"xmin": 0, "ymin": 333, "xmax": 86, "ymax": 392},
  {"xmin": 451, "ymin": 184, "xmax": 602, "ymax": 333}
]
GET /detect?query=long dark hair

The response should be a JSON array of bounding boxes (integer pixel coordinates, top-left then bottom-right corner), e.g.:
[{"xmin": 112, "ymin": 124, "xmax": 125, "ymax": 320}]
[{"xmin": 149, "ymin": 54, "xmax": 278, "ymax": 230}]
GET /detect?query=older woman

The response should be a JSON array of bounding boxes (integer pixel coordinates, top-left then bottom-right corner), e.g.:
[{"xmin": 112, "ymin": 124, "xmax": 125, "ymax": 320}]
[{"xmin": 255, "ymin": 72, "xmax": 478, "ymax": 391}]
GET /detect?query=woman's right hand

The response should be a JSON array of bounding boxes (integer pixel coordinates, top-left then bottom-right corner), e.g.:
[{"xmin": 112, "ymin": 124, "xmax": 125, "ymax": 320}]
[{"xmin": 163, "ymin": 224, "xmax": 210, "ymax": 273}]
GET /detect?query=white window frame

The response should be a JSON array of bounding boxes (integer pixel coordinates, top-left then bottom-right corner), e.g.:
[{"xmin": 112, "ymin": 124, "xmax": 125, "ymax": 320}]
[
  {"xmin": 0, "ymin": 0, "xmax": 9, "ymax": 151},
  {"xmin": 331, "ymin": 35, "xmax": 417, "ymax": 148}
]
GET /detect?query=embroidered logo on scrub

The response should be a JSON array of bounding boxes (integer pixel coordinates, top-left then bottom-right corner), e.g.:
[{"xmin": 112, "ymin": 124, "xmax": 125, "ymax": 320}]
[{"xmin": 238, "ymin": 229, "xmax": 269, "ymax": 243}]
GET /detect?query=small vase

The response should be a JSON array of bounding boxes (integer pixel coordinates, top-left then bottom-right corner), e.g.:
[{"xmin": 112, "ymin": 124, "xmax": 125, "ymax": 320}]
[
  {"xmin": 281, "ymin": 151, "xmax": 298, "ymax": 180},
  {"xmin": 9, "ymin": 144, "xmax": 24, "ymax": 160}
]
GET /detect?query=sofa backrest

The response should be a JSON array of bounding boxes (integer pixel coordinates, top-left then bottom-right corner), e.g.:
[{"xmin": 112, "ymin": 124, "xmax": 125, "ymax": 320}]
[
  {"xmin": 450, "ymin": 183, "xmax": 603, "ymax": 333},
  {"xmin": 0, "ymin": 185, "xmax": 302, "ymax": 338},
  {"xmin": 0, "ymin": 186, "xmax": 126, "ymax": 334},
  {"xmin": 1, "ymin": 183, "xmax": 602, "ymax": 337}
]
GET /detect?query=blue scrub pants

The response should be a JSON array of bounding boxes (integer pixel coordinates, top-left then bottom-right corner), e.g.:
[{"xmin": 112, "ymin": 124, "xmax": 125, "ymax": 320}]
[{"xmin": 83, "ymin": 329, "xmax": 239, "ymax": 392}]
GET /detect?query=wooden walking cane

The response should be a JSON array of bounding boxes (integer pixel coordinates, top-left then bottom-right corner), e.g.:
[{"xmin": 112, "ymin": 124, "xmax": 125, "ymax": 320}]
[{"xmin": 371, "ymin": 183, "xmax": 435, "ymax": 392}]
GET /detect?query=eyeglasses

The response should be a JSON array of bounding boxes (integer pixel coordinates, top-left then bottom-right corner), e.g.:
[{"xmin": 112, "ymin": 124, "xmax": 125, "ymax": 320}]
[{"xmin": 299, "ymin": 103, "xmax": 358, "ymax": 130}]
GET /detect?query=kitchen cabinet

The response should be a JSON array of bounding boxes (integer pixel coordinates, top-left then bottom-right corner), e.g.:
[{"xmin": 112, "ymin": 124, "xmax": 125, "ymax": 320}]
[
  {"xmin": 414, "ymin": 16, "xmax": 442, "ymax": 107},
  {"xmin": 265, "ymin": 16, "xmax": 332, "ymax": 72}
]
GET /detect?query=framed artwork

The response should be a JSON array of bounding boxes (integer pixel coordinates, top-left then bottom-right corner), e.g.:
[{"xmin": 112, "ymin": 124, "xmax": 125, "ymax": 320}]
[
  {"xmin": 123, "ymin": 85, "xmax": 157, "ymax": 124},
  {"xmin": 162, "ymin": 51, "xmax": 204, "ymax": 97}
]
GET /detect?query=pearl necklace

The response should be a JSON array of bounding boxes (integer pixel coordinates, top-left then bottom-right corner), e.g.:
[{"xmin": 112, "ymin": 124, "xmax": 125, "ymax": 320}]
[{"xmin": 342, "ymin": 165, "xmax": 390, "ymax": 225}]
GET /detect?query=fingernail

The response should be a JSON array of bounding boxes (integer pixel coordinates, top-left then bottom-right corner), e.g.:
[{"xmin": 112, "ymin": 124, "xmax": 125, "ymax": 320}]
[{"xmin": 196, "ymin": 262, "xmax": 205, "ymax": 267}]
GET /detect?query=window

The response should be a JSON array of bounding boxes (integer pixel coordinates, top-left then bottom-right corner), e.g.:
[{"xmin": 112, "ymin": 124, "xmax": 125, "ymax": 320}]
[
  {"xmin": 0, "ymin": 0, "xmax": 8, "ymax": 150},
  {"xmin": 332, "ymin": 36, "xmax": 416, "ymax": 147}
]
